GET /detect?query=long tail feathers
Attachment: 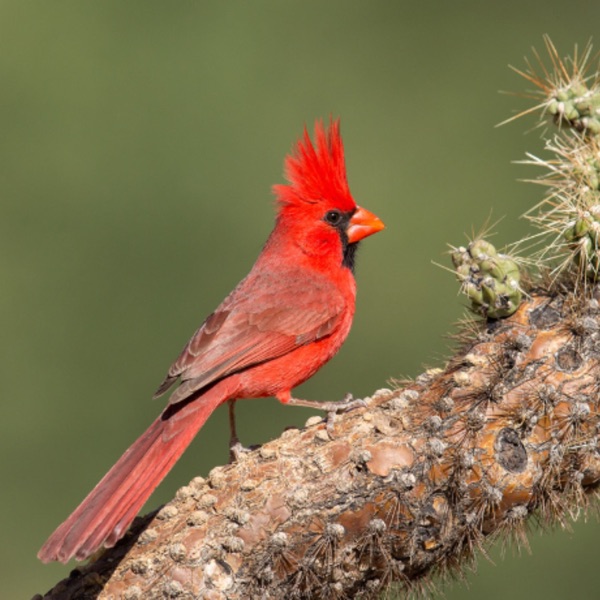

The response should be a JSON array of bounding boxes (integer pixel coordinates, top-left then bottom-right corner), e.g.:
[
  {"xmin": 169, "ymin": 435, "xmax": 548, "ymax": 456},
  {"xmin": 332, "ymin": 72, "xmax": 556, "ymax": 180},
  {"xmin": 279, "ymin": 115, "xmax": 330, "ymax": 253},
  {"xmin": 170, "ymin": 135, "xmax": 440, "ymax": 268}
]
[{"xmin": 38, "ymin": 385, "xmax": 227, "ymax": 563}]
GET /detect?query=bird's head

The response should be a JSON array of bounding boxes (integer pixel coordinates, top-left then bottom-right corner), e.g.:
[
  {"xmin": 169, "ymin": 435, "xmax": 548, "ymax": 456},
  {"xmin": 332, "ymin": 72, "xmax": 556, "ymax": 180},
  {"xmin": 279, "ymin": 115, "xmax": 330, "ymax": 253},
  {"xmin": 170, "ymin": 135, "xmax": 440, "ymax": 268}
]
[{"xmin": 273, "ymin": 120, "xmax": 384, "ymax": 271}]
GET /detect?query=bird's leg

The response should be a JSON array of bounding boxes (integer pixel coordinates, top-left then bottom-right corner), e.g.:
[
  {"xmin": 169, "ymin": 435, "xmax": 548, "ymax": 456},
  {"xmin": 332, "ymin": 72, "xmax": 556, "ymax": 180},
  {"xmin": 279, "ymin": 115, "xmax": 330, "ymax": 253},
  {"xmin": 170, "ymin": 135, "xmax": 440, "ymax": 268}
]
[
  {"xmin": 277, "ymin": 392, "xmax": 367, "ymax": 436},
  {"xmin": 228, "ymin": 399, "xmax": 250, "ymax": 462}
]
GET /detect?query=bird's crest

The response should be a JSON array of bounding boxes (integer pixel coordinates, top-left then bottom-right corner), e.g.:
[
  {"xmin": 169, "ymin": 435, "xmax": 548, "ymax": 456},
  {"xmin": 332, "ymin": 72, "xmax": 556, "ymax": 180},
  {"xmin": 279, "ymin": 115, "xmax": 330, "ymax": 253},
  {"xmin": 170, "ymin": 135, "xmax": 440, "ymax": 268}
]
[{"xmin": 273, "ymin": 119, "xmax": 356, "ymax": 212}]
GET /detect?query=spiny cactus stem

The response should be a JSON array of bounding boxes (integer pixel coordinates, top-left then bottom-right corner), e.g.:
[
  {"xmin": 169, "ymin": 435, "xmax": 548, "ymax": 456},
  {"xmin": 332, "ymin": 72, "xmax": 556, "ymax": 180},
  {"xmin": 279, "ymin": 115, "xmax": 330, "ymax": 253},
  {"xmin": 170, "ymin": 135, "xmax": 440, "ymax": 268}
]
[{"xmin": 39, "ymin": 292, "xmax": 600, "ymax": 600}]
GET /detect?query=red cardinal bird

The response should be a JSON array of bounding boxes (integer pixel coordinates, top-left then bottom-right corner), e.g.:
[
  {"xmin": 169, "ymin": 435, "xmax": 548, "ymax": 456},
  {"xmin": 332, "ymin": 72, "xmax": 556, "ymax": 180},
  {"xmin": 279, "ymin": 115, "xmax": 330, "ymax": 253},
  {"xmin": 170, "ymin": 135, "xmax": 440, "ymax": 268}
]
[{"xmin": 38, "ymin": 119, "xmax": 384, "ymax": 564}]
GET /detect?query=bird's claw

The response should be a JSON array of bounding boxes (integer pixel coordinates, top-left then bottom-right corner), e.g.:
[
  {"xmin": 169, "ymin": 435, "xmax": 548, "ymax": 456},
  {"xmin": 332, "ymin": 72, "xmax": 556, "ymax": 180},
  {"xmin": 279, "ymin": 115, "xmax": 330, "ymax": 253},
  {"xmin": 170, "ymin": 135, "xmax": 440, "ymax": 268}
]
[
  {"xmin": 325, "ymin": 393, "xmax": 367, "ymax": 437},
  {"xmin": 229, "ymin": 441, "xmax": 251, "ymax": 463},
  {"xmin": 337, "ymin": 393, "xmax": 367, "ymax": 412}
]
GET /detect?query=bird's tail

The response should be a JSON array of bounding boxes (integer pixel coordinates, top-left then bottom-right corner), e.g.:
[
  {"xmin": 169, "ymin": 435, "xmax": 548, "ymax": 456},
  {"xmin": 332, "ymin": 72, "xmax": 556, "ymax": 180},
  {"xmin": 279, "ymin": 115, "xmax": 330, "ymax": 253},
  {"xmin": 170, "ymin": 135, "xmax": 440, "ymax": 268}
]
[{"xmin": 38, "ymin": 383, "xmax": 229, "ymax": 563}]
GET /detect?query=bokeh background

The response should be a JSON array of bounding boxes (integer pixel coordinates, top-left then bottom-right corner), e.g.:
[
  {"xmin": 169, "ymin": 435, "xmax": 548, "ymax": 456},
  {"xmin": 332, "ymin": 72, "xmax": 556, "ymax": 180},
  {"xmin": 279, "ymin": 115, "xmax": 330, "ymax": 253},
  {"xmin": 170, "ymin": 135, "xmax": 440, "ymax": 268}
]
[{"xmin": 2, "ymin": 2, "xmax": 599, "ymax": 598}]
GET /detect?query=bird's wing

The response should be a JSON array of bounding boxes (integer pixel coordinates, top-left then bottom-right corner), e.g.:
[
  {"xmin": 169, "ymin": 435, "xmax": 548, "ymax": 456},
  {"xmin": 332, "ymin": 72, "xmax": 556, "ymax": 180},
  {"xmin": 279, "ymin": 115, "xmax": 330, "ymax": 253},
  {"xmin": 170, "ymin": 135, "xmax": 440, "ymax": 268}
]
[{"xmin": 154, "ymin": 269, "xmax": 348, "ymax": 405}]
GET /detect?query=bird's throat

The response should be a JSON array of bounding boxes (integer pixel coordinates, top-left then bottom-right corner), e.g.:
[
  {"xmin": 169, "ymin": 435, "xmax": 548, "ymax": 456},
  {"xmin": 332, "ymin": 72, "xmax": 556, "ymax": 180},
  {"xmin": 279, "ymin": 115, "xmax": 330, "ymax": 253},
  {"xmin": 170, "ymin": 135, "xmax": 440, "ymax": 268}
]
[{"xmin": 342, "ymin": 239, "xmax": 359, "ymax": 272}]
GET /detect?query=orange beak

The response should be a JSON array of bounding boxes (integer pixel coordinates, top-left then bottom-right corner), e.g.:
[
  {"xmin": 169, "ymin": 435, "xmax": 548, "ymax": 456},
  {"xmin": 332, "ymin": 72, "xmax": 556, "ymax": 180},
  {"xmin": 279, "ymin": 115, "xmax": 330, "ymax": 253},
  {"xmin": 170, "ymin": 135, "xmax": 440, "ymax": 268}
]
[{"xmin": 347, "ymin": 206, "xmax": 385, "ymax": 244}]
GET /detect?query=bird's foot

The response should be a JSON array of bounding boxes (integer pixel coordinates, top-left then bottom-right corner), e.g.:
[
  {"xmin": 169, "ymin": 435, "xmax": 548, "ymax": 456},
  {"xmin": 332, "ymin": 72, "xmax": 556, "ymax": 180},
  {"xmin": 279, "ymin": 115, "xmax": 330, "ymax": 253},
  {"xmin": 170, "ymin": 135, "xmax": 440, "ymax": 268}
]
[
  {"xmin": 229, "ymin": 440, "xmax": 252, "ymax": 463},
  {"xmin": 323, "ymin": 393, "xmax": 367, "ymax": 437},
  {"xmin": 327, "ymin": 392, "xmax": 367, "ymax": 413},
  {"xmin": 283, "ymin": 393, "xmax": 367, "ymax": 438},
  {"xmin": 284, "ymin": 393, "xmax": 366, "ymax": 413}
]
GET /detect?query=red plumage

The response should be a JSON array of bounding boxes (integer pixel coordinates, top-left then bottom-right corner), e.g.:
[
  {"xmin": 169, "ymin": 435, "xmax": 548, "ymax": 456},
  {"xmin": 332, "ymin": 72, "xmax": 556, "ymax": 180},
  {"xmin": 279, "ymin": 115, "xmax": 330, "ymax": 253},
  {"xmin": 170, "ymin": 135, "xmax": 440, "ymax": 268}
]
[
  {"xmin": 38, "ymin": 119, "xmax": 384, "ymax": 564},
  {"xmin": 273, "ymin": 120, "xmax": 354, "ymax": 212}
]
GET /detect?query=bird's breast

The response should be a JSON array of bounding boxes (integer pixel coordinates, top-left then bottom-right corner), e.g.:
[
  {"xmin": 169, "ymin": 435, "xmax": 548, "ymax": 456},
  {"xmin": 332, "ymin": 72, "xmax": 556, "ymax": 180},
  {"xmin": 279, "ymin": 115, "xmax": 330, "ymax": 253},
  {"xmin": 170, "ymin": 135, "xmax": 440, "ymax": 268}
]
[{"xmin": 235, "ymin": 309, "xmax": 354, "ymax": 399}]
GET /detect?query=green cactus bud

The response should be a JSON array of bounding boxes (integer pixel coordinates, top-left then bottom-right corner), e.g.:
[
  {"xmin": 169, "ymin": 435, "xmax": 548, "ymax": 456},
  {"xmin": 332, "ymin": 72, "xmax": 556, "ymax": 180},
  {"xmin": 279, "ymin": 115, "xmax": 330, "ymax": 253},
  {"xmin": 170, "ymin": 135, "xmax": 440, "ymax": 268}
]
[
  {"xmin": 505, "ymin": 270, "xmax": 521, "ymax": 286},
  {"xmin": 573, "ymin": 215, "xmax": 591, "ymax": 238},
  {"xmin": 451, "ymin": 247, "xmax": 469, "ymax": 268},
  {"xmin": 547, "ymin": 99, "xmax": 559, "ymax": 115},
  {"xmin": 585, "ymin": 118, "xmax": 600, "ymax": 135},
  {"xmin": 478, "ymin": 258, "xmax": 497, "ymax": 276},
  {"xmin": 565, "ymin": 104, "xmax": 580, "ymax": 121},
  {"xmin": 456, "ymin": 264, "xmax": 471, "ymax": 280},
  {"xmin": 451, "ymin": 238, "xmax": 522, "ymax": 319},
  {"xmin": 572, "ymin": 83, "xmax": 588, "ymax": 97},
  {"xmin": 500, "ymin": 293, "xmax": 522, "ymax": 318},
  {"xmin": 481, "ymin": 278, "xmax": 496, "ymax": 304},
  {"xmin": 469, "ymin": 239, "xmax": 497, "ymax": 261},
  {"xmin": 464, "ymin": 281, "xmax": 484, "ymax": 306}
]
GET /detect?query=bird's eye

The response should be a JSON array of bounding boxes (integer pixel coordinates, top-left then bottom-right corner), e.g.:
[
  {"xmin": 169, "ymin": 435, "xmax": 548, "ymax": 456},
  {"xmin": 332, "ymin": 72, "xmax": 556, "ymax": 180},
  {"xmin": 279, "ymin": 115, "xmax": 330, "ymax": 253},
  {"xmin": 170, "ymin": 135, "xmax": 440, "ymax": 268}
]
[{"xmin": 324, "ymin": 210, "xmax": 343, "ymax": 225}]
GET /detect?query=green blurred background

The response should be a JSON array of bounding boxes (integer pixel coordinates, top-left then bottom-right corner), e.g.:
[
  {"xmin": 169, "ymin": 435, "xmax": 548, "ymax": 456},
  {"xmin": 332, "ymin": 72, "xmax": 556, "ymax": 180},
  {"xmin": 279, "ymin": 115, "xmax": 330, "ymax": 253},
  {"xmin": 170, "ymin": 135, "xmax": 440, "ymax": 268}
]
[{"xmin": 2, "ymin": 2, "xmax": 599, "ymax": 598}]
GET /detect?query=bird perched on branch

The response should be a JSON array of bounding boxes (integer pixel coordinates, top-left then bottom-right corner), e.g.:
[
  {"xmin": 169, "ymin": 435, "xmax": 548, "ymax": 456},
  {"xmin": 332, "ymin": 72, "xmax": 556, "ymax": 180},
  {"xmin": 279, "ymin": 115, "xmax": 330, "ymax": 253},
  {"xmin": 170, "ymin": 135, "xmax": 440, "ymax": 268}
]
[{"xmin": 38, "ymin": 119, "xmax": 384, "ymax": 564}]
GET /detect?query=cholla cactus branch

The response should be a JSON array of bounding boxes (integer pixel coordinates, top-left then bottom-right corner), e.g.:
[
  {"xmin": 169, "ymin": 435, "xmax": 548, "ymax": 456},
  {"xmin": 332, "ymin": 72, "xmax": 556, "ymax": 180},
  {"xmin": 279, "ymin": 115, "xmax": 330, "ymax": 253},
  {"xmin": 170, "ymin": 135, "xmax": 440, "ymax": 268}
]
[
  {"xmin": 502, "ymin": 38, "xmax": 600, "ymax": 287},
  {"xmin": 451, "ymin": 239, "xmax": 523, "ymax": 319},
  {"xmin": 38, "ymin": 293, "xmax": 600, "ymax": 599},
  {"xmin": 500, "ymin": 35, "xmax": 600, "ymax": 134}
]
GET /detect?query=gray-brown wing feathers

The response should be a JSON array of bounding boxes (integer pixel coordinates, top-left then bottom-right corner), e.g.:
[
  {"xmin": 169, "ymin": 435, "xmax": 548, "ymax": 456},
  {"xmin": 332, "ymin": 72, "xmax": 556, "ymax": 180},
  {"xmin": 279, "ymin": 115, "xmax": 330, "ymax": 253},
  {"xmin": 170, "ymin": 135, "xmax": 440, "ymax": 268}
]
[{"xmin": 154, "ymin": 270, "xmax": 346, "ymax": 405}]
